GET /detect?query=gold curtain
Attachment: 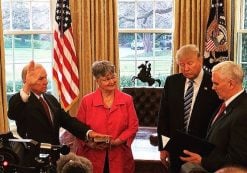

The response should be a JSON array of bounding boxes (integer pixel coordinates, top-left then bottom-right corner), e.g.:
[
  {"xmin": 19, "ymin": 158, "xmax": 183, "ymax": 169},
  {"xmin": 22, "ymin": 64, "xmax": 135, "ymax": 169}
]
[
  {"xmin": 173, "ymin": 0, "xmax": 232, "ymax": 73},
  {"xmin": 0, "ymin": 1, "xmax": 9, "ymax": 133},
  {"xmin": 69, "ymin": 0, "xmax": 119, "ymax": 115}
]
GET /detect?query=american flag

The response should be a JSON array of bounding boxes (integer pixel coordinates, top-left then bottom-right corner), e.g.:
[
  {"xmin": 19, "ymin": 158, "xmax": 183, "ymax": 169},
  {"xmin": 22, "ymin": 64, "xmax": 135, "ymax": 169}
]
[
  {"xmin": 205, "ymin": 19, "xmax": 218, "ymax": 52},
  {"xmin": 206, "ymin": 38, "xmax": 216, "ymax": 51},
  {"xmin": 203, "ymin": 0, "xmax": 228, "ymax": 72},
  {"xmin": 53, "ymin": 0, "xmax": 79, "ymax": 111}
]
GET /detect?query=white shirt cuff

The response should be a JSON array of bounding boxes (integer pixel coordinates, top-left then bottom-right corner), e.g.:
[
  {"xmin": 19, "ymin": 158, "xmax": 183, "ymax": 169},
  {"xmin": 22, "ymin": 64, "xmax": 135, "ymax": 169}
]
[
  {"xmin": 20, "ymin": 88, "xmax": 30, "ymax": 102},
  {"xmin": 86, "ymin": 130, "xmax": 93, "ymax": 141}
]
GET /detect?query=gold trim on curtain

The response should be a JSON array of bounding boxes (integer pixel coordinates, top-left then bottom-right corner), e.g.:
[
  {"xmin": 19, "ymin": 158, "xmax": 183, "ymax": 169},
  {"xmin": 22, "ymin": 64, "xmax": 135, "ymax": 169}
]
[
  {"xmin": 69, "ymin": 0, "xmax": 119, "ymax": 115},
  {"xmin": 173, "ymin": 0, "xmax": 231, "ymax": 73},
  {"xmin": 0, "ymin": 1, "xmax": 9, "ymax": 133}
]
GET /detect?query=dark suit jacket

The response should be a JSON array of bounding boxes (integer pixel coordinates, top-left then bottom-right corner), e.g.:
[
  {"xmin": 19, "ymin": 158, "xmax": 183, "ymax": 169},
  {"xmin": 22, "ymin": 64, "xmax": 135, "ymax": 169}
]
[
  {"xmin": 157, "ymin": 71, "xmax": 222, "ymax": 151},
  {"xmin": 8, "ymin": 92, "xmax": 90, "ymax": 145},
  {"xmin": 202, "ymin": 91, "xmax": 247, "ymax": 172}
]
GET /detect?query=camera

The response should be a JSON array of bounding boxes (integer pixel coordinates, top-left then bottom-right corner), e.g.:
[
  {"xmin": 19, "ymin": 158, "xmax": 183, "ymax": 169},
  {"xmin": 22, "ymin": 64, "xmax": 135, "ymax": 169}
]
[{"xmin": 0, "ymin": 132, "xmax": 70, "ymax": 173}]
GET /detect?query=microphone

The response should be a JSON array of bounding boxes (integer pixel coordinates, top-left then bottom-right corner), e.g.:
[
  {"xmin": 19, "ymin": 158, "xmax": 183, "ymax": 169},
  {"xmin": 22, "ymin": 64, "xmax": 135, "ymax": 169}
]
[{"xmin": 40, "ymin": 143, "xmax": 70, "ymax": 155}]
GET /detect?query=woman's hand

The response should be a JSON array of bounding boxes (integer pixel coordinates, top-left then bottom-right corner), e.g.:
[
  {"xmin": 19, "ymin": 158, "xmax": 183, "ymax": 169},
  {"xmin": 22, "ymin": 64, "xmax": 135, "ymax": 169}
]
[
  {"xmin": 110, "ymin": 138, "xmax": 125, "ymax": 146},
  {"xmin": 85, "ymin": 141, "xmax": 110, "ymax": 150}
]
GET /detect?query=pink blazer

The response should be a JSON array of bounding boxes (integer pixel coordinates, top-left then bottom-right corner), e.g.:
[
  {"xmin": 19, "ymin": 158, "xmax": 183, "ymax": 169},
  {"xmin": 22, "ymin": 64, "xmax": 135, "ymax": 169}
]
[{"xmin": 76, "ymin": 89, "xmax": 139, "ymax": 173}]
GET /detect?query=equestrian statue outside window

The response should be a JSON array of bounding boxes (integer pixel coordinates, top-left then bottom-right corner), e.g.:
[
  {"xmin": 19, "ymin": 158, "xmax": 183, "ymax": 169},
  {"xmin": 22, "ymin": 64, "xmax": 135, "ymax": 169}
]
[{"xmin": 131, "ymin": 61, "xmax": 161, "ymax": 87}]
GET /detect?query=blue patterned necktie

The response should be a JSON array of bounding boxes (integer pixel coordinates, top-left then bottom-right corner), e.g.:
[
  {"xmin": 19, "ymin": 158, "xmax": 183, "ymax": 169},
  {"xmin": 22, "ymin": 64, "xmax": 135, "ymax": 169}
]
[{"xmin": 184, "ymin": 80, "xmax": 194, "ymax": 132}]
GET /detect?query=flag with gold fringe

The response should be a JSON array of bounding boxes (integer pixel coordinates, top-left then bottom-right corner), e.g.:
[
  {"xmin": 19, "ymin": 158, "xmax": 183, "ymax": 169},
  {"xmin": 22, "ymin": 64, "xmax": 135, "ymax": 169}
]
[
  {"xmin": 53, "ymin": 0, "xmax": 79, "ymax": 111},
  {"xmin": 203, "ymin": 0, "xmax": 229, "ymax": 72}
]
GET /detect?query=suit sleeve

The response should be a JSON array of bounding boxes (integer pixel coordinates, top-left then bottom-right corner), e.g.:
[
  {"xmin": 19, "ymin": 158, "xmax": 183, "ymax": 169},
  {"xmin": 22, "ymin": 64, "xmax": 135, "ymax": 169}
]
[
  {"xmin": 8, "ymin": 93, "xmax": 30, "ymax": 138},
  {"xmin": 157, "ymin": 77, "xmax": 171, "ymax": 151},
  {"xmin": 8, "ymin": 93, "xmax": 26, "ymax": 121},
  {"xmin": 201, "ymin": 110, "xmax": 247, "ymax": 171},
  {"xmin": 49, "ymin": 95, "xmax": 90, "ymax": 141}
]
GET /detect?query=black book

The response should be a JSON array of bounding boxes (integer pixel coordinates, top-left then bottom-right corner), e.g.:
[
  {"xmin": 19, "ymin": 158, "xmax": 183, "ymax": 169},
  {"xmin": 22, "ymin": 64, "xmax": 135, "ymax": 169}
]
[{"xmin": 164, "ymin": 130, "xmax": 215, "ymax": 157}]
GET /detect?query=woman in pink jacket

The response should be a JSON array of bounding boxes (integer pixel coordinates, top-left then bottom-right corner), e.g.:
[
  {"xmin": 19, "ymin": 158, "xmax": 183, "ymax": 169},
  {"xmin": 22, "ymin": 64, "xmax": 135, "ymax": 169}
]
[{"xmin": 76, "ymin": 60, "xmax": 139, "ymax": 173}]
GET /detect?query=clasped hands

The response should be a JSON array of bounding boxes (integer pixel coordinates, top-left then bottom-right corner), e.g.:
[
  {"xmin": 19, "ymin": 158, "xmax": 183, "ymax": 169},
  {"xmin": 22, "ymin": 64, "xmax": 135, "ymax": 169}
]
[{"xmin": 87, "ymin": 131, "xmax": 124, "ymax": 150}]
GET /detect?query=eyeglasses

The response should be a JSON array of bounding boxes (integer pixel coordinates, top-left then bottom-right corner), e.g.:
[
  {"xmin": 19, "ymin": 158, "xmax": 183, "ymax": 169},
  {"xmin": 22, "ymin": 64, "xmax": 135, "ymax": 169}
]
[{"xmin": 99, "ymin": 74, "xmax": 117, "ymax": 82}]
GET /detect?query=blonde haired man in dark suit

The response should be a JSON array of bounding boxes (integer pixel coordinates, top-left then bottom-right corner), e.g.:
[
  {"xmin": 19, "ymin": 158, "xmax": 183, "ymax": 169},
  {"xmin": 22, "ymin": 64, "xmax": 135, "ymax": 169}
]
[{"xmin": 157, "ymin": 44, "xmax": 222, "ymax": 172}]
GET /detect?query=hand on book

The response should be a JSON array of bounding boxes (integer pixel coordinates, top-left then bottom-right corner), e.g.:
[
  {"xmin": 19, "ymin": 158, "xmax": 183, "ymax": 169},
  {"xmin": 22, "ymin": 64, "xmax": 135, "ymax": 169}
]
[
  {"xmin": 88, "ymin": 131, "xmax": 111, "ymax": 142},
  {"xmin": 87, "ymin": 131, "xmax": 111, "ymax": 150},
  {"xmin": 93, "ymin": 136, "xmax": 110, "ymax": 143}
]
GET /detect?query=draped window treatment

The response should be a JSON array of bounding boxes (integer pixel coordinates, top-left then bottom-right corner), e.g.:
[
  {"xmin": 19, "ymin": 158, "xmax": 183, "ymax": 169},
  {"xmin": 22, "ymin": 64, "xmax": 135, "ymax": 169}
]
[
  {"xmin": 0, "ymin": 0, "xmax": 233, "ymax": 126},
  {"xmin": 0, "ymin": 1, "xmax": 9, "ymax": 133},
  {"xmin": 173, "ymin": 0, "xmax": 232, "ymax": 73},
  {"xmin": 69, "ymin": 0, "xmax": 119, "ymax": 115}
]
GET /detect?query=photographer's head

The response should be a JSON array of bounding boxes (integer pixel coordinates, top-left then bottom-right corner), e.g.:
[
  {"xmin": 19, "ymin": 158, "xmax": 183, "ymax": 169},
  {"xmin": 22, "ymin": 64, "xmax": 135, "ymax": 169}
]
[{"xmin": 57, "ymin": 152, "xmax": 93, "ymax": 173}]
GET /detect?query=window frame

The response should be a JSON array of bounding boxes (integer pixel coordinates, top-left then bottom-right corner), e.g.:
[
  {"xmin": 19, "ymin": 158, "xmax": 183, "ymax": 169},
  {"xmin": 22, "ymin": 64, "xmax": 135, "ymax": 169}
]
[
  {"xmin": 3, "ymin": 0, "xmax": 55, "ymax": 97},
  {"xmin": 118, "ymin": 0, "xmax": 174, "ymax": 88}
]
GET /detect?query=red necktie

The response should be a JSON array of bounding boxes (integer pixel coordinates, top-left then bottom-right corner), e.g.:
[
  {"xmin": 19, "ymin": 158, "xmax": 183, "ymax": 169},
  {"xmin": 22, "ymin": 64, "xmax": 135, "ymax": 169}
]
[
  {"xmin": 39, "ymin": 97, "xmax": 52, "ymax": 124},
  {"xmin": 211, "ymin": 103, "xmax": 226, "ymax": 125}
]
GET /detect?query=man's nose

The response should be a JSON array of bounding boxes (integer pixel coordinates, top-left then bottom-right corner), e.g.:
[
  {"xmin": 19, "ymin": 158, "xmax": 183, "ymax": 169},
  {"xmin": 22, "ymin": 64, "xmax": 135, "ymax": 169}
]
[
  {"xmin": 44, "ymin": 79, "xmax": 48, "ymax": 84},
  {"xmin": 184, "ymin": 64, "xmax": 190, "ymax": 71},
  {"xmin": 212, "ymin": 84, "xmax": 216, "ymax": 90}
]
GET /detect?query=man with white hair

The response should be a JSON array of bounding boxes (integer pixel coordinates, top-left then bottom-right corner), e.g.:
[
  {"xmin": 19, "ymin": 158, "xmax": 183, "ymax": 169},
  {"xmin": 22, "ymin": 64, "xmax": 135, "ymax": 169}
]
[{"xmin": 180, "ymin": 61, "xmax": 247, "ymax": 172}]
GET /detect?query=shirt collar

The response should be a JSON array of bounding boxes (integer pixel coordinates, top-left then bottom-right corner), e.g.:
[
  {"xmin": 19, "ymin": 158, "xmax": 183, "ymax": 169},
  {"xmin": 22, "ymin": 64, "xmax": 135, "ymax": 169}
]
[
  {"xmin": 186, "ymin": 68, "xmax": 204, "ymax": 85},
  {"xmin": 33, "ymin": 92, "xmax": 43, "ymax": 99},
  {"xmin": 93, "ymin": 89, "xmax": 125, "ymax": 107},
  {"xmin": 224, "ymin": 89, "xmax": 245, "ymax": 107}
]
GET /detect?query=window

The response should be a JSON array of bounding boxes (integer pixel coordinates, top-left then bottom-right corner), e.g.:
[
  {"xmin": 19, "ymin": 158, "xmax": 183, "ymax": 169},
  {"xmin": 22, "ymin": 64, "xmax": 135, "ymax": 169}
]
[
  {"xmin": 236, "ymin": 0, "xmax": 247, "ymax": 88},
  {"xmin": 118, "ymin": 0, "xmax": 173, "ymax": 88},
  {"xmin": 2, "ymin": 0, "xmax": 53, "ymax": 101},
  {"xmin": 1, "ymin": 0, "xmax": 53, "ymax": 130}
]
